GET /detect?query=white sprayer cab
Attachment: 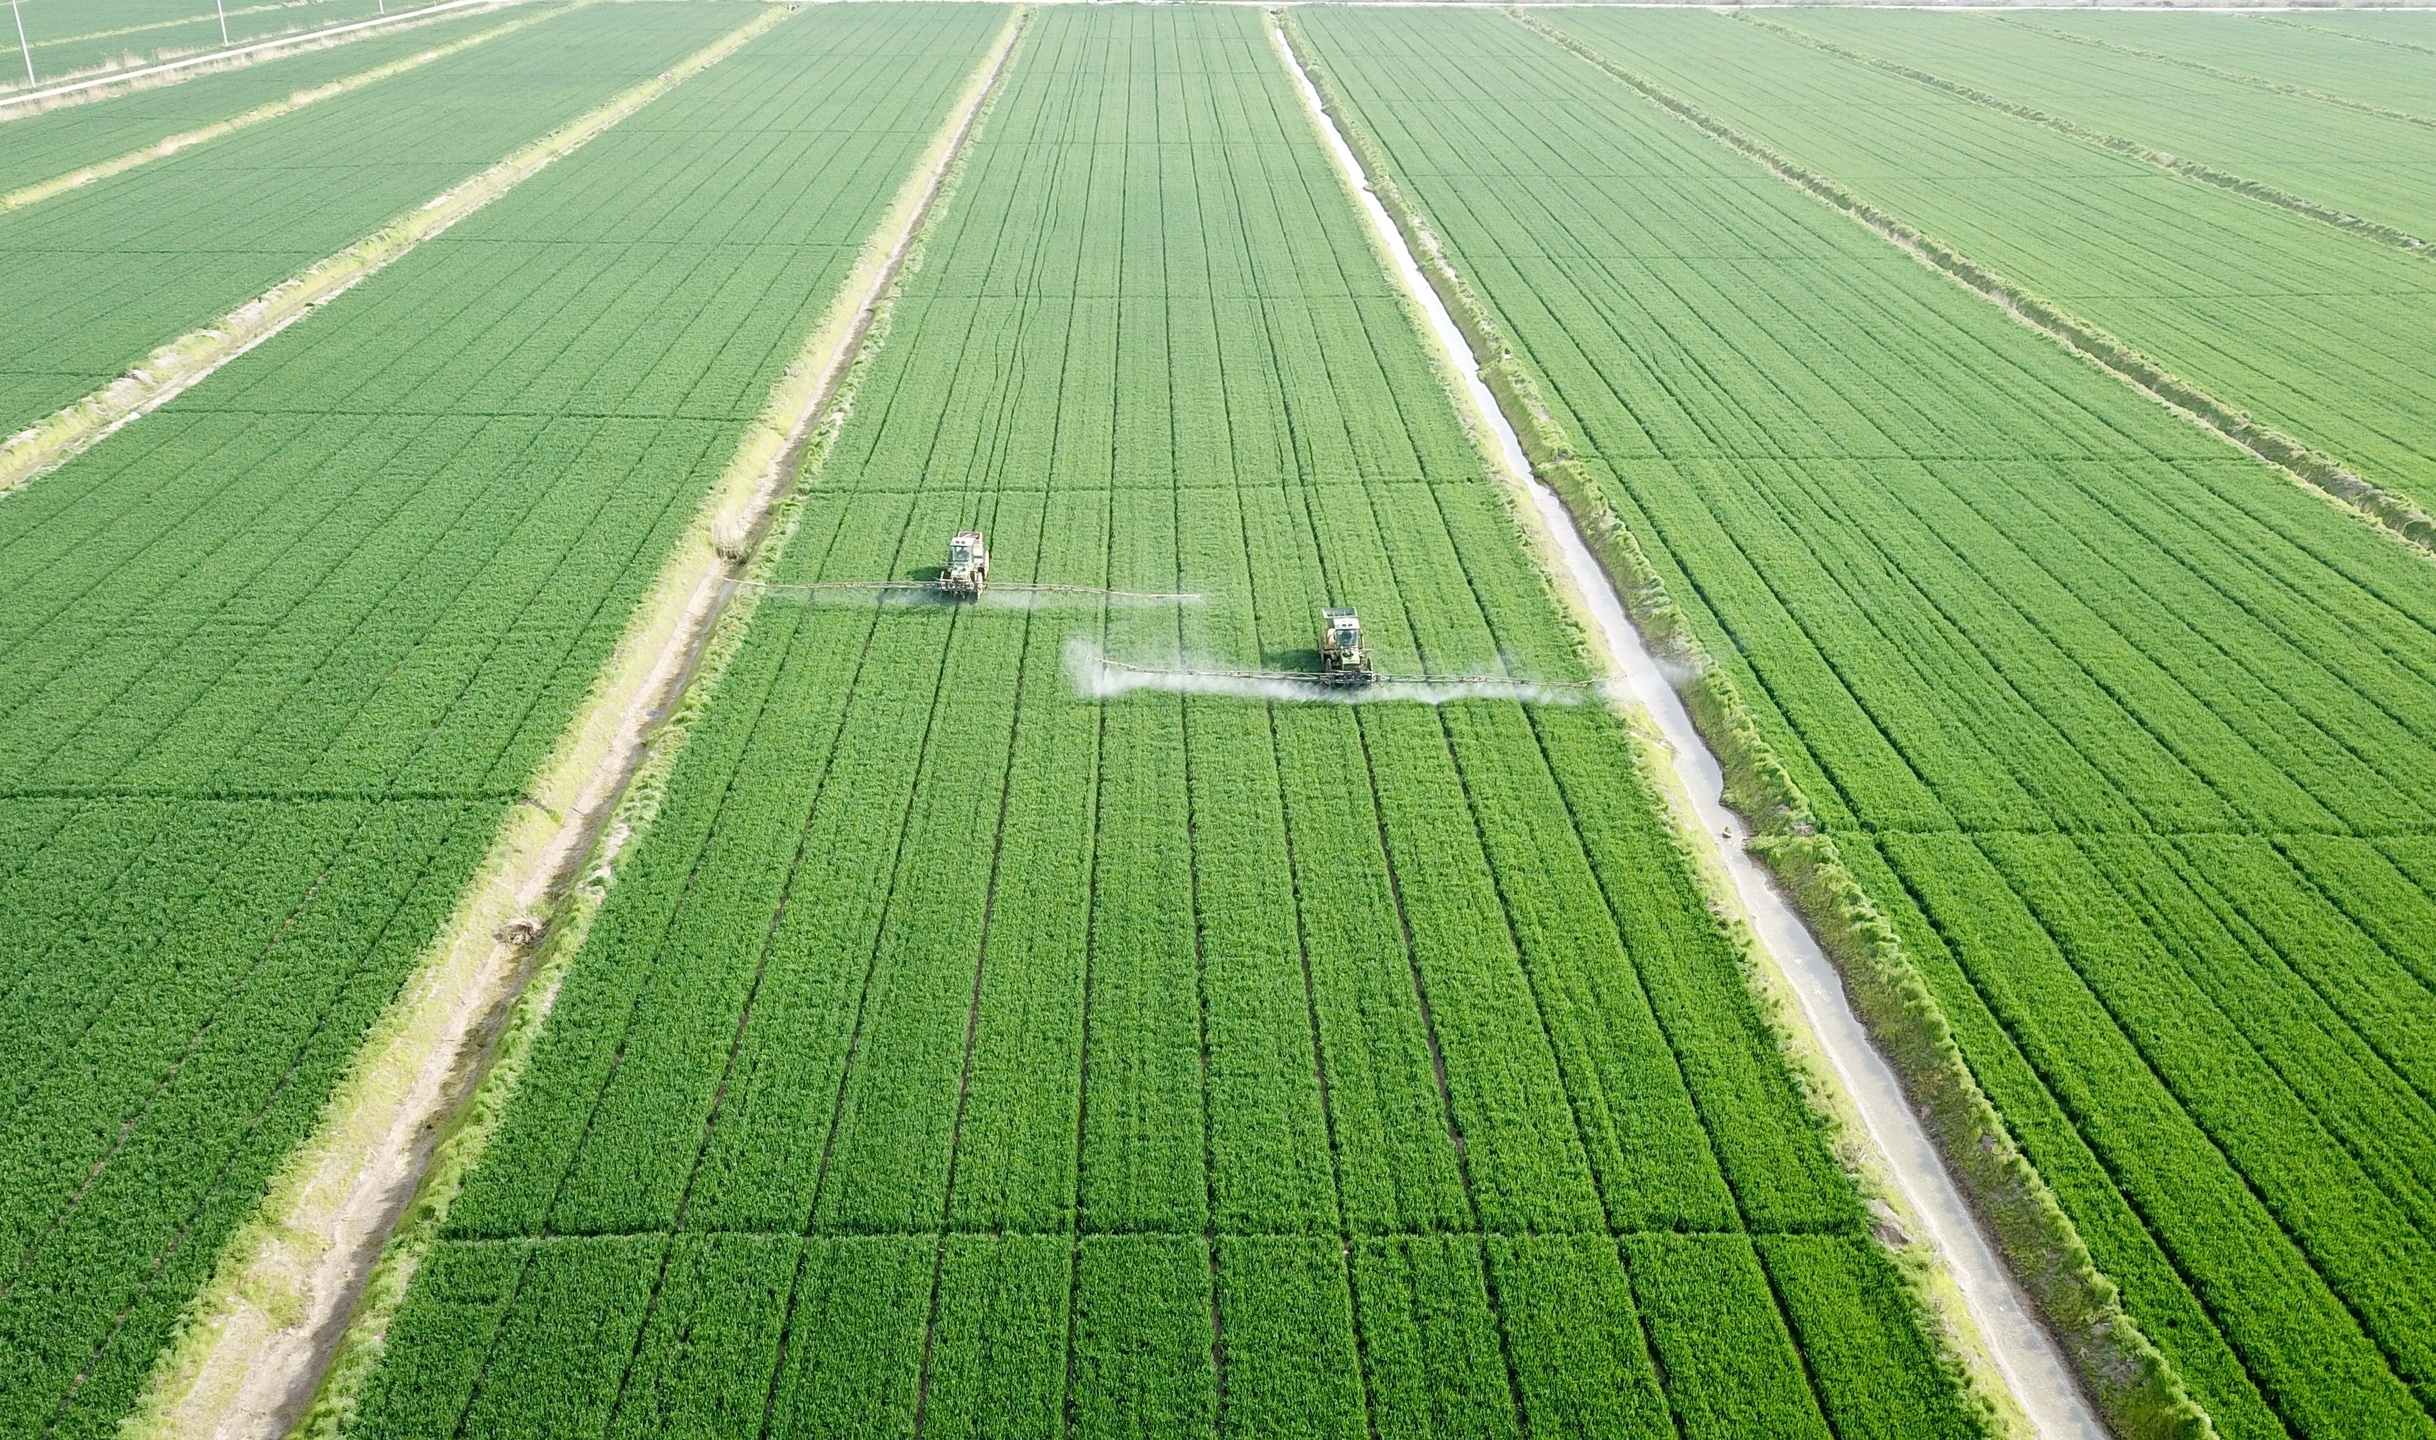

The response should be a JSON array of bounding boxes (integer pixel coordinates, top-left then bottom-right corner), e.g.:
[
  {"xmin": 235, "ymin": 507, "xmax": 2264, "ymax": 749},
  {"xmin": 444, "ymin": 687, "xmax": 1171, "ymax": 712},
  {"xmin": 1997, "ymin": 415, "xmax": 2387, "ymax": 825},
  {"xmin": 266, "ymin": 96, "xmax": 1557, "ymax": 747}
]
[
  {"xmin": 1319, "ymin": 606, "xmax": 1371, "ymax": 682},
  {"xmin": 942, "ymin": 530, "xmax": 989, "ymax": 596}
]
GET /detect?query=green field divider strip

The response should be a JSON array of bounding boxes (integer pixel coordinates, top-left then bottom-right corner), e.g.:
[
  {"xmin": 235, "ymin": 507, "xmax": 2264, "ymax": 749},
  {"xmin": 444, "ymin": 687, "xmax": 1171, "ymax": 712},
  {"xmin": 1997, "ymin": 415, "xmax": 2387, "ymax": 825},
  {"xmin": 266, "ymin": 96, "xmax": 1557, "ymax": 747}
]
[
  {"xmin": 1510, "ymin": 11, "xmax": 2436, "ymax": 572},
  {"xmin": 0, "ymin": 2, "xmax": 573, "ymax": 215},
  {"xmin": 126, "ymin": 16, "xmax": 1025, "ymax": 1440},
  {"xmin": 1995, "ymin": 13, "xmax": 2436, "ymax": 133},
  {"xmin": 1742, "ymin": 14, "xmax": 2433, "ymax": 261},
  {"xmin": 2260, "ymin": 13, "xmax": 2436, "ymax": 61},
  {"xmin": 1288, "ymin": 8, "xmax": 2212, "ymax": 1439},
  {"xmin": 0, "ymin": 3, "xmax": 786, "ymax": 506}
]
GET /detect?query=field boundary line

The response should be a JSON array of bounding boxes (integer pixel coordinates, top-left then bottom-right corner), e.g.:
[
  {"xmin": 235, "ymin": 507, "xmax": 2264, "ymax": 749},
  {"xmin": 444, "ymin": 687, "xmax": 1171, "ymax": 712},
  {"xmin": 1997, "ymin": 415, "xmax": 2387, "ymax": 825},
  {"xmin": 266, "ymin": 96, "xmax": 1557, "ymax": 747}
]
[
  {"xmin": 1280, "ymin": 11, "xmax": 2175, "ymax": 1440},
  {"xmin": 1742, "ymin": 14, "xmax": 2432, "ymax": 260},
  {"xmin": 0, "ymin": 0, "xmax": 521, "ymax": 116},
  {"xmin": 2260, "ymin": 12, "xmax": 2436, "ymax": 61},
  {"xmin": 121, "ymin": 13, "xmax": 1025, "ymax": 1440},
  {"xmin": 0, "ymin": 2, "xmax": 788, "ymax": 505},
  {"xmin": 1516, "ymin": 17, "xmax": 2436, "ymax": 562},
  {"xmin": 1996, "ymin": 13, "xmax": 2436, "ymax": 133},
  {"xmin": 0, "ymin": 3, "xmax": 575, "ymax": 215},
  {"xmin": 1499, "ymin": 11, "xmax": 2241, "ymax": 1436}
]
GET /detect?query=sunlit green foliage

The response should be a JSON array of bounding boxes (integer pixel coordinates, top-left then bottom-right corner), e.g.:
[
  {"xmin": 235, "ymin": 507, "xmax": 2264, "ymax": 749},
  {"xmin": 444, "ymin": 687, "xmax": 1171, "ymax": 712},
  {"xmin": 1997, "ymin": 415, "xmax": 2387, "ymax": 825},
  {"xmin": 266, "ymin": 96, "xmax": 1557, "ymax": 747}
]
[{"xmin": 350, "ymin": 10, "xmax": 1979, "ymax": 1437}]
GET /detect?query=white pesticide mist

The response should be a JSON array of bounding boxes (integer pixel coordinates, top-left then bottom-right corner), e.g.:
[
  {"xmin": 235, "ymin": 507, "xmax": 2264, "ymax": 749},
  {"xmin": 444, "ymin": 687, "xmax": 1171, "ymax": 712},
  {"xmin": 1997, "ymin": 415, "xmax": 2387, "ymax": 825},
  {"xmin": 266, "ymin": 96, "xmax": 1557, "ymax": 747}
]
[
  {"xmin": 1066, "ymin": 639, "xmax": 1613, "ymax": 707},
  {"xmin": 741, "ymin": 583, "xmax": 1197, "ymax": 613}
]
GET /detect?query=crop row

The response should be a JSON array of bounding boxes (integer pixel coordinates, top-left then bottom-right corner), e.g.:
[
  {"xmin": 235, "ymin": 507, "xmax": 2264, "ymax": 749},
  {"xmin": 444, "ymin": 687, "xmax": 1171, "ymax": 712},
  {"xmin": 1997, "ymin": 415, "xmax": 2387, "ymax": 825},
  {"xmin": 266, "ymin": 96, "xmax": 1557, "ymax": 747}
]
[
  {"xmin": 0, "ymin": 2, "xmax": 740, "ymax": 437},
  {"xmin": 346, "ymin": 9, "xmax": 1981, "ymax": 1438},
  {"xmin": 1292, "ymin": 9, "xmax": 2436, "ymax": 1440},
  {"xmin": 0, "ymin": 8, "xmax": 1009, "ymax": 1433}
]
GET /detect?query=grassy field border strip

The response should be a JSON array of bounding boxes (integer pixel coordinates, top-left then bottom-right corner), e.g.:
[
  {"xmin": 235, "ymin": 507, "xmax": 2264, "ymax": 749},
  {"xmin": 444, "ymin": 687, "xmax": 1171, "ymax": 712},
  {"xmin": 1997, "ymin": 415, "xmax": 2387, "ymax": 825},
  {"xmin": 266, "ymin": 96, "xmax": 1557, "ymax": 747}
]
[
  {"xmin": 1995, "ymin": 13, "xmax": 2436, "ymax": 133},
  {"xmin": 0, "ymin": 0, "xmax": 517, "ymax": 114},
  {"xmin": 2261, "ymin": 13, "xmax": 2436, "ymax": 61},
  {"xmin": 1285, "ymin": 10, "xmax": 2213, "ymax": 1439},
  {"xmin": 1743, "ymin": 13, "xmax": 2432, "ymax": 259},
  {"xmin": 125, "ymin": 15, "xmax": 1026, "ymax": 1440},
  {"xmin": 1274, "ymin": 14, "xmax": 2067, "ymax": 1440},
  {"xmin": 0, "ymin": 4, "xmax": 783, "ymax": 504},
  {"xmin": 1509, "ymin": 12, "xmax": 2436, "ymax": 564},
  {"xmin": 0, "ymin": 3, "xmax": 572, "ymax": 214}
]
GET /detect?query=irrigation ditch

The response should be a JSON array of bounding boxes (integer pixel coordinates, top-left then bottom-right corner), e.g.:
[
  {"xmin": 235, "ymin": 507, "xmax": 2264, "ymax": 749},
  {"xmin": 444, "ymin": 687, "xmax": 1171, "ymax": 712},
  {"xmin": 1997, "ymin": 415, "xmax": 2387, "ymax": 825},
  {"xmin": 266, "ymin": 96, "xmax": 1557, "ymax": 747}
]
[
  {"xmin": 1276, "ymin": 11, "xmax": 2143, "ymax": 1440},
  {"xmin": 120, "ymin": 11, "xmax": 1026, "ymax": 1439}
]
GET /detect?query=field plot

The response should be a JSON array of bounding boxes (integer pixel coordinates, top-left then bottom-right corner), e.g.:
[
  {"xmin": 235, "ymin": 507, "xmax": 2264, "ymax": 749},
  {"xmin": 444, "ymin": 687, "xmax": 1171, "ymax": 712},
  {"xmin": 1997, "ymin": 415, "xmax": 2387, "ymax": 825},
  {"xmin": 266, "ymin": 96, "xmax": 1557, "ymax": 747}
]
[
  {"xmin": 0, "ymin": 7, "xmax": 521, "ymax": 196},
  {"xmin": 1768, "ymin": 8, "xmax": 2436, "ymax": 241},
  {"xmin": 1990, "ymin": 10, "xmax": 2436, "ymax": 128},
  {"xmin": 0, "ymin": 6, "xmax": 1006, "ymax": 1432},
  {"xmin": 2, "ymin": 0, "xmax": 402, "ymax": 93},
  {"xmin": 1293, "ymin": 9, "xmax": 2436, "ymax": 1440},
  {"xmin": 1524, "ymin": 7, "xmax": 2436, "ymax": 517},
  {"xmin": 0, "ymin": 2, "xmax": 751, "ymax": 441},
  {"xmin": 344, "ymin": 10, "xmax": 1982, "ymax": 1439}
]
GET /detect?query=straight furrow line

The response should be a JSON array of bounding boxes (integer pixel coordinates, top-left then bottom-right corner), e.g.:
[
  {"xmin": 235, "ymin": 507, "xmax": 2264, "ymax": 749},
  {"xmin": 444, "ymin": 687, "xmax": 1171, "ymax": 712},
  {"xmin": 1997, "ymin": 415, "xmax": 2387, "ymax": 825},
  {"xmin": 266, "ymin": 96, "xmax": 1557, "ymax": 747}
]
[
  {"xmin": 1349, "ymin": 707, "xmax": 1531, "ymax": 1427},
  {"xmin": 1250, "ymin": 541, "xmax": 1381, "ymax": 1440},
  {"xmin": 1180, "ymin": 552, "xmax": 1229, "ymax": 1432},
  {"xmin": 908, "ymin": 521, "xmax": 1044, "ymax": 1440},
  {"xmin": 1061, "ymin": 52, "xmax": 1133, "ymax": 1434},
  {"xmin": 1507, "ymin": 12, "xmax": 2436, "ymax": 563},
  {"xmin": 0, "ymin": 3, "xmax": 571, "ymax": 214},
  {"xmin": 0, "ymin": 3, "xmax": 789, "ymax": 502},
  {"xmin": 1742, "ymin": 15, "xmax": 2432, "ymax": 260}
]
